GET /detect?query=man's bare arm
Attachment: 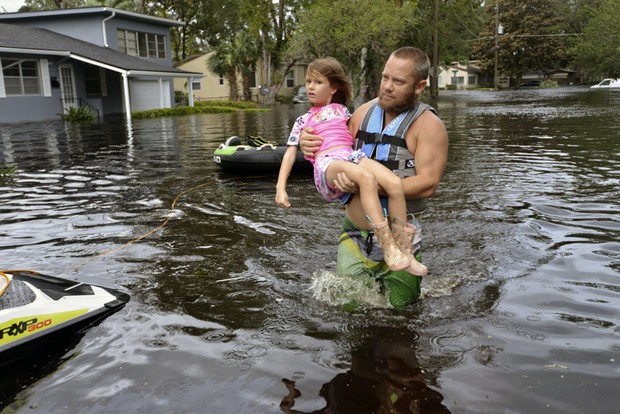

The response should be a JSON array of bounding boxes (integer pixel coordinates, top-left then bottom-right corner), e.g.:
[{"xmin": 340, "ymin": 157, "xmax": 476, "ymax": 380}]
[
  {"xmin": 402, "ymin": 111, "xmax": 448, "ymax": 200},
  {"xmin": 298, "ymin": 127, "xmax": 323, "ymax": 157}
]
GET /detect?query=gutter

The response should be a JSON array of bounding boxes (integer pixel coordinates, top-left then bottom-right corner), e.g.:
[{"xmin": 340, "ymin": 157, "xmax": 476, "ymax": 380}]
[
  {"xmin": 127, "ymin": 70, "xmax": 204, "ymax": 78},
  {"xmin": 102, "ymin": 8, "xmax": 116, "ymax": 48},
  {"xmin": 0, "ymin": 48, "xmax": 70, "ymax": 56}
]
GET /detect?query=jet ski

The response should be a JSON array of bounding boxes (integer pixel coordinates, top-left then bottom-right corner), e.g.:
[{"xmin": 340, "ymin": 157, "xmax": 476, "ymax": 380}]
[{"xmin": 0, "ymin": 270, "xmax": 129, "ymax": 367}]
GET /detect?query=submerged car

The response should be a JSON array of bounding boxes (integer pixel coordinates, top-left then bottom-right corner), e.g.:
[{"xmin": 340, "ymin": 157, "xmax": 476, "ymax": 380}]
[
  {"xmin": 590, "ymin": 78, "xmax": 620, "ymax": 88},
  {"xmin": 292, "ymin": 86, "xmax": 308, "ymax": 103}
]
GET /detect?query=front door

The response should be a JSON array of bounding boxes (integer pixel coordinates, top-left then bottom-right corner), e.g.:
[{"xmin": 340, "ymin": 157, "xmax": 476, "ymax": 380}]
[{"xmin": 59, "ymin": 65, "xmax": 77, "ymax": 112}]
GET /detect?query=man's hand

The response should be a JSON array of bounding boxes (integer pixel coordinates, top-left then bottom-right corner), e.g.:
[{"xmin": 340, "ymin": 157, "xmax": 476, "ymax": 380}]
[
  {"xmin": 333, "ymin": 172, "xmax": 359, "ymax": 194},
  {"xmin": 299, "ymin": 127, "xmax": 323, "ymax": 158}
]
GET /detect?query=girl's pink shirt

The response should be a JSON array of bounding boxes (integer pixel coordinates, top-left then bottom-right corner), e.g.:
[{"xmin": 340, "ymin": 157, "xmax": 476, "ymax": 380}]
[{"xmin": 287, "ymin": 103, "xmax": 353, "ymax": 162}]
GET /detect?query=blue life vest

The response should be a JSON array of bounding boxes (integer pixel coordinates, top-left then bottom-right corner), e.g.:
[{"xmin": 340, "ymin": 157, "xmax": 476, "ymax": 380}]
[{"xmin": 348, "ymin": 99, "xmax": 437, "ymax": 214}]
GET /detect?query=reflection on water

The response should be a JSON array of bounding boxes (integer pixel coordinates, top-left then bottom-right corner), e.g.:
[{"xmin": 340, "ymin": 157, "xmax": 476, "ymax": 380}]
[
  {"xmin": 280, "ymin": 326, "xmax": 450, "ymax": 414},
  {"xmin": 0, "ymin": 88, "xmax": 619, "ymax": 413}
]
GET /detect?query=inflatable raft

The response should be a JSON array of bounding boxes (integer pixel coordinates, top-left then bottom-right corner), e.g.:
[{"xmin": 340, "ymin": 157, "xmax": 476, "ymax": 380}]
[
  {"xmin": 213, "ymin": 136, "xmax": 312, "ymax": 174},
  {"xmin": 0, "ymin": 270, "xmax": 129, "ymax": 367}
]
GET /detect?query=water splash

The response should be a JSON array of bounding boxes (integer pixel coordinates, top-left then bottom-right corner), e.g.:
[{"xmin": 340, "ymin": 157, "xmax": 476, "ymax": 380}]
[{"xmin": 310, "ymin": 270, "xmax": 391, "ymax": 310}]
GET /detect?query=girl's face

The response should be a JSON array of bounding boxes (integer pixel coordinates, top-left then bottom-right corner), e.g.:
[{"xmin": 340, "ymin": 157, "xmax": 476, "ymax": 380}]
[{"xmin": 305, "ymin": 70, "xmax": 336, "ymax": 106}]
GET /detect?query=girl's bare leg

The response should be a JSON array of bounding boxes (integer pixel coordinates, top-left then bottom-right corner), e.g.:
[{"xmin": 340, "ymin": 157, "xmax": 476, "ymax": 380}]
[{"xmin": 325, "ymin": 160, "xmax": 410, "ymax": 271}]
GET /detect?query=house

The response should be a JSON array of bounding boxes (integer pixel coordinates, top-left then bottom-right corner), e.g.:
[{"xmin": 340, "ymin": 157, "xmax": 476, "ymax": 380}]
[
  {"xmin": 0, "ymin": 7, "xmax": 202, "ymax": 123},
  {"xmin": 437, "ymin": 61, "xmax": 489, "ymax": 89},
  {"xmin": 522, "ymin": 69, "xmax": 577, "ymax": 86},
  {"xmin": 173, "ymin": 52, "xmax": 307, "ymax": 103}
]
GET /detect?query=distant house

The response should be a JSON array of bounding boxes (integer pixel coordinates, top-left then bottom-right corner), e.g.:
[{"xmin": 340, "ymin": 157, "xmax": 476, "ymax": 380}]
[
  {"xmin": 0, "ymin": 7, "xmax": 202, "ymax": 123},
  {"xmin": 173, "ymin": 52, "xmax": 307, "ymax": 102},
  {"xmin": 437, "ymin": 61, "xmax": 489, "ymax": 89},
  {"xmin": 522, "ymin": 69, "xmax": 577, "ymax": 86}
]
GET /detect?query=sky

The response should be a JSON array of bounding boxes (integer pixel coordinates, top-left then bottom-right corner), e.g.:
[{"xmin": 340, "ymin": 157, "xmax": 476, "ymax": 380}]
[{"xmin": 1, "ymin": 0, "xmax": 26, "ymax": 13}]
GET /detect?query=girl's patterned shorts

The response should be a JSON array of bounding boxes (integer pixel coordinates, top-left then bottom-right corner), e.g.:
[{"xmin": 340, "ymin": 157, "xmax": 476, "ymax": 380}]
[{"xmin": 314, "ymin": 148, "xmax": 366, "ymax": 201}]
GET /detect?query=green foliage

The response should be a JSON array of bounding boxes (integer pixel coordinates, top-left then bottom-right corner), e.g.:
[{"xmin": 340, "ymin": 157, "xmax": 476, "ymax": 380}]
[
  {"xmin": 0, "ymin": 163, "xmax": 17, "ymax": 181},
  {"xmin": 540, "ymin": 79, "xmax": 558, "ymax": 88},
  {"xmin": 287, "ymin": 0, "xmax": 417, "ymax": 98},
  {"xmin": 59, "ymin": 106, "xmax": 95, "ymax": 123},
  {"xmin": 473, "ymin": 0, "xmax": 566, "ymax": 83},
  {"xmin": 570, "ymin": 0, "xmax": 620, "ymax": 79},
  {"xmin": 194, "ymin": 100, "xmax": 260, "ymax": 109},
  {"xmin": 408, "ymin": 0, "xmax": 484, "ymax": 65},
  {"xmin": 132, "ymin": 101, "xmax": 267, "ymax": 119}
]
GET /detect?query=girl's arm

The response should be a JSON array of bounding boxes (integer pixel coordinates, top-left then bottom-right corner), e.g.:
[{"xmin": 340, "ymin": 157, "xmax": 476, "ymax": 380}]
[{"xmin": 275, "ymin": 146, "xmax": 300, "ymax": 208}]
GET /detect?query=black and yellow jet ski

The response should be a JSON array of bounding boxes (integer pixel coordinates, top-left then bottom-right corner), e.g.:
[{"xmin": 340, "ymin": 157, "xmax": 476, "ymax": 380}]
[{"xmin": 0, "ymin": 270, "xmax": 129, "ymax": 367}]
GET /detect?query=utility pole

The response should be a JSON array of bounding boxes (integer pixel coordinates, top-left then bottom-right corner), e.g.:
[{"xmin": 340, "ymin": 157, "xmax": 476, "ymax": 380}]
[
  {"xmin": 494, "ymin": 0, "xmax": 503, "ymax": 90},
  {"xmin": 431, "ymin": 0, "xmax": 440, "ymax": 98}
]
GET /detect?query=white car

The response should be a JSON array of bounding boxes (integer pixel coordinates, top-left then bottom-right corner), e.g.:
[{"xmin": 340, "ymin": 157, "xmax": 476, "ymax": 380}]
[
  {"xmin": 590, "ymin": 78, "xmax": 620, "ymax": 88},
  {"xmin": 292, "ymin": 86, "xmax": 308, "ymax": 103}
]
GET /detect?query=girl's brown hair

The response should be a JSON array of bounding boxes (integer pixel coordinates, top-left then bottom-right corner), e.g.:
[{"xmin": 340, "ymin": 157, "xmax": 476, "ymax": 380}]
[{"xmin": 307, "ymin": 57, "xmax": 351, "ymax": 105}]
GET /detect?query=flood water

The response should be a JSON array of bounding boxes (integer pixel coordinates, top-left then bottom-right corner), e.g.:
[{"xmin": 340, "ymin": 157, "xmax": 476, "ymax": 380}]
[{"xmin": 1, "ymin": 87, "xmax": 619, "ymax": 413}]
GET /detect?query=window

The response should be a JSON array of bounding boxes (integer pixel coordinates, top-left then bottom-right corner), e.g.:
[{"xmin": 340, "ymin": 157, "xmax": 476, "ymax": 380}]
[
  {"xmin": 2, "ymin": 58, "xmax": 41, "ymax": 95},
  {"xmin": 468, "ymin": 75, "xmax": 476, "ymax": 85},
  {"xmin": 219, "ymin": 75, "xmax": 224, "ymax": 85},
  {"xmin": 117, "ymin": 29, "xmax": 167, "ymax": 59},
  {"xmin": 247, "ymin": 71, "xmax": 257, "ymax": 88},
  {"xmin": 191, "ymin": 80, "xmax": 201, "ymax": 90},
  {"xmin": 286, "ymin": 71, "xmax": 294, "ymax": 88},
  {"xmin": 84, "ymin": 65, "xmax": 107, "ymax": 97}
]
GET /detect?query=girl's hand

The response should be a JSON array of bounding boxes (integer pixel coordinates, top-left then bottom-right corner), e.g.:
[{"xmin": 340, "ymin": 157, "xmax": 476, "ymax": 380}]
[{"xmin": 275, "ymin": 190, "xmax": 291, "ymax": 208}]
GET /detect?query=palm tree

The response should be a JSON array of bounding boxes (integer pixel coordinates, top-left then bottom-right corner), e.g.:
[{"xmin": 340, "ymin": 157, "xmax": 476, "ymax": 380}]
[
  {"xmin": 232, "ymin": 32, "xmax": 261, "ymax": 101},
  {"xmin": 207, "ymin": 44, "xmax": 239, "ymax": 101}
]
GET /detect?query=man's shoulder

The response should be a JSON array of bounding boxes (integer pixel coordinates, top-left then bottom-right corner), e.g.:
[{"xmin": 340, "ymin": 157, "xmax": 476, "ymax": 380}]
[
  {"xmin": 416, "ymin": 107, "xmax": 444, "ymax": 127},
  {"xmin": 409, "ymin": 108, "xmax": 448, "ymax": 144},
  {"xmin": 351, "ymin": 100, "xmax": 375, "ymax": 116}
]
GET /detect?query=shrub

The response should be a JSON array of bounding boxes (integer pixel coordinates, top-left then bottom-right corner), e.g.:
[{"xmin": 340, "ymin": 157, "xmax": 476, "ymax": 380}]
[
  {"xmin": 0, "ymin": 163, "xmax": 17, "ymax": 182},
  {"xmin": 541, "ymin": 80, "xmax": 559, "ymax": 88},
  {"xmin": 60, "ymin": 106, "xmax": 95, "ymax": 123}
]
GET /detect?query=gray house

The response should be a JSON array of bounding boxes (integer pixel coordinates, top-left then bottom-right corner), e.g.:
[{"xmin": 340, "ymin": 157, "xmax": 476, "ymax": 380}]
[{"xmin": 0, "ymin": 7, "xmax": 201, "ymax": 123}]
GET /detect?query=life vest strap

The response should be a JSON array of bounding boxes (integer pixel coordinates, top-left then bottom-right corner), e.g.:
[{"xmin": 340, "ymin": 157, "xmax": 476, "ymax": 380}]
[{"xmin": 356, "ymin": 131, "xmax": 408, "ymax": 148}]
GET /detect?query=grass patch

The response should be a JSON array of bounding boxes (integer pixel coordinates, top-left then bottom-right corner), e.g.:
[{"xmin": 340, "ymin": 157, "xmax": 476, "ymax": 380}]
[{"xmin": 132, "ymin": 100, "xmax": 269, "ymax": 119}]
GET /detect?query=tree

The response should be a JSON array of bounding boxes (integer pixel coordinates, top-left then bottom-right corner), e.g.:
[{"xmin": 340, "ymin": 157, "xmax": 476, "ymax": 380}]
[
  {"xmin": 571, "ymin": 0, "xmax": 620, "ymax": 79},
  {"xmin": 406, "ymin": 0, "xmax": 484, "ymax": 97},
  {"xmin": 206, "ymin": 31, "xmax": 261, "ymax": 101},
  {"xmin": 241, "ymin": 0, "xmax": 311, "ymax": 102},
  {"xmin": 21, "ymin": 0, "xmax": 143, "ymax": 11},
  {"xmin": 473, "ymin": 0, "xmax": 566, "ymax": 85},
  {"xmin": 232, "ymin": 32, "xmax": 261, "ymax": 101},
  {"xmin": 286, "ymin": 0, "xmax": 417, "ymax": 103},
  {"xmin": 208, "ymin": 43, "xmax": 239, "ymax": 100}
]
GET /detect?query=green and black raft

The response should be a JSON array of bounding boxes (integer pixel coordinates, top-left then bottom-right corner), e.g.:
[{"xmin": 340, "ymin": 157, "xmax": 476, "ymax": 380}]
[{"xmin": 213, "ymin": 135, "xmax": 312, "ymax": 174}]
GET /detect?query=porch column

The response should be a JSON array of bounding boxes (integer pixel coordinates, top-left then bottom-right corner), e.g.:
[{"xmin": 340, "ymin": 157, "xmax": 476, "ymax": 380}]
[
  {"xmin": 122, "ymin": 72, "xmax": 131, "ymax": 121},
  {"xmin": 188, "ymin": 77, "xmax": 194, "ymax": 107}
]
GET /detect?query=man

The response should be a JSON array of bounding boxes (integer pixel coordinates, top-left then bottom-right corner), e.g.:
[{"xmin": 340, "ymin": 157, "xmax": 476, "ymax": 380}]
[{"xmin": 300, "ymin": 47, "xmax": 448, "ymax": 308}]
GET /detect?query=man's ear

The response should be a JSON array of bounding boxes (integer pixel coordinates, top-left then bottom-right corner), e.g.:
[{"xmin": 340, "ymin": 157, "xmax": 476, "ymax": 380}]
[{"xmin": 415, "ymin": 79, "xmax": 428, "ymax": 95}]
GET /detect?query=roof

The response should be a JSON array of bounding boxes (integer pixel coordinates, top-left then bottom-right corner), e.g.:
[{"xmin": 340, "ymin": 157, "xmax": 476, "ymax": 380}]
[
  {"xmin": 0, "ymin": 23, "xmax": 201, "ymax": 77},
  {"xmin": 0, "ymin": 6, "xmax": 184, "ymax": 27},
  {"xmin": 174, "ymin": 52, "xmax": 214, "ymax": 68}
]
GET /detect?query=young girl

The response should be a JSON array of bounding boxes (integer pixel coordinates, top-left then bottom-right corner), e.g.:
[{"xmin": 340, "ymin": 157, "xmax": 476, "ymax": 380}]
[{"xmin": 275, "ymin": 57, "xmax": 427, "ymax": 276}]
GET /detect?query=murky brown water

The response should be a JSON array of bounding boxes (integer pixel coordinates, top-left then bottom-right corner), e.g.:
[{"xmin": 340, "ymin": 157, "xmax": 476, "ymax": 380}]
[{"xmin": 1, "ymin": 87, "xmax": 619, "ymax": 413}]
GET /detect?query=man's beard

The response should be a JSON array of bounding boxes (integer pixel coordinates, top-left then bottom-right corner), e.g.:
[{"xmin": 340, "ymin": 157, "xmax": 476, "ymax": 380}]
[{"xmin": 378, "ymin": 88, "xmax": 417, "ymax": 114}]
